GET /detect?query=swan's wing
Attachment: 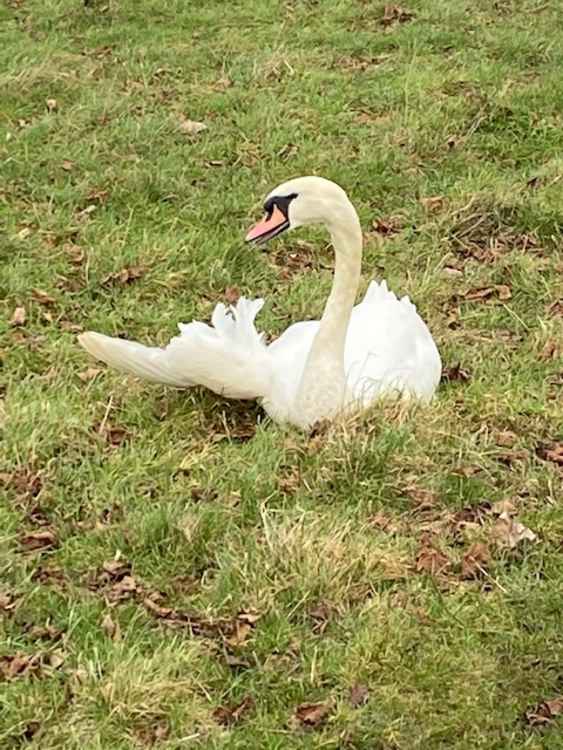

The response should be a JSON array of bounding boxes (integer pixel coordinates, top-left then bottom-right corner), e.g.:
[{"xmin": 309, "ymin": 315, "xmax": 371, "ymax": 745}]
[
  {"xmin": 346, "ymin": 281, "xmax": 441, "ymax": 402},
  {"xmin": 79, "ymin": 297, "xmax": 273, "ymax": 399}
]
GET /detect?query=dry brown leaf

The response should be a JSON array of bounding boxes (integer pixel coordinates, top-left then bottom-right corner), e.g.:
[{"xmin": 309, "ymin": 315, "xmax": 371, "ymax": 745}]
[
  {"xmin": 78, "ymin": 367, "xmax": 102, "ymax": 382},
  {"xmin": 102, "ymin": 265, "xmax": 146, "ymax": 286},
  {"xmin": 20, "ymin": 528, "xmax": 58, "ymax": 552},
  {"xmin": 547, "ymin": 299, "xmax": 563, "ymax": 317},
  {"xmin": 465, "ymin": 285, "xmax": 511, "ymax": 302},
  {"xmin": 349, "ymin": 683, "xmax": 369, "ymax": 708},
  {"xmin": 212, "ymin": 696, "xmax": 254, "ymax": 726},
  {"xmin": 0, "ymin": 653, "xmax": 42, "ymax": 680},
  {"xmin": 10, "ymin": 306, "xmax": 26, "ymax": 327},
  {"xmin": 27, "ymin": 624, "xmax": 63, "ymax": 642},
  {"xmin": 47, "ymin": 651, "xmax": 65, "ymax": 670},
  {"xmin": 420, "ymin": 195, "xmax": 445, "ymax": 212},
  {"xmin": 461, "ymin": 542, "xmax": 490, "ymax": 579},
  {"xmin": 525, "ymin": 696, "xmax": 563, "ymax": 726},
  {"xmin": 441, "ymin": 363, "xmax": 471, "ymax": 383},
  {"xmin": 537, "ymin": 442, "xmax": 563, "ymax": 468},
  {"xmin": 309, "ymin": 602, "xmax": 332, "ymax": 635},
  {"xmin": 495, "ymin": 430, "xmax": 518, "ymax": 447},
  {"xmin": 61, "ymin": 159, "xmax": 74, "ymax": 171},
  {"xmin": 539, "ymin": 339, "xmax": 560, "ymax": 361},
  {"xmin": 178, "ymin": 117, "xmax": 207, "ymax": 135},
  {"xmin": 101, "ymin": 559, "xmax": 131, "ymax": 580},
  {"xmin": 32, "ymin": 289, "xmax": 56, "ymax": 306},
  {"xmin": 381, "ymin": 5, "xmax": 414, "ymax": 26},
  {"xmin": 443, "ymin": 265, "xmax": 464, "ymax": 277},
  {"xmin": 101, "ymin": 613, "xmax": 121, "ymax": 641},
  {"xmin": 415, "ymin": 543, "xmax": 451, "ymax": 576},
  {"xmin": 372, "ymin": 216, "xmax": 403, "ymax": 236},
  {"xmin": 46, "ymin": 98, "xmax": 57, "ymax": 111},
  {"xmin": 107, "ymin": 575, "xmax": 139, "ymax": 602},
  {"xmin": 492, "ymin": 512, "xmax": 537, "ymax": 548},
  {"xmin": 295, "ymin": 701, "xmax": 332, "ymax": 728},
  {"xmin": 225, "ymin": 620, "xmax": 252, "ymax": 648},
  {"xmin": 491, "ymin": 499, "xmax": 517, "ymax": 516},
  {"xmin": 368, "ymin": 512, "xmax": 401, "ymax": 534},
  {"xmin": 0, "ymin": 592, "xmax": 19, "ymax": 613}
]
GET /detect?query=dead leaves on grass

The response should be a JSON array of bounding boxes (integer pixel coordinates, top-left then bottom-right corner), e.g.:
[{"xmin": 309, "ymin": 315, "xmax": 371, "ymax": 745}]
[
  {"xmin": 294, "ymin": 701, "xmax": 332, "ymax": 729},
  {"xmin": 464, "ymin": 284, "xmax": 512, "ymax": 302},
  {"xmin": 102, "ymin": 265, "xmax": 146, "ymax": 286},
  {"xmin": 536, "ymin": 443, "xmax": 563, "ymax": 469},
  {"xmin": 525, "ymin": 697, "xmax": 563, "ymax": 727},
  {"xmin": 213, "ymin": 696, "xmax": 254, "ymax": 726},
  {"xmin": 9, "ymin": 306, "xmax": 26, "ymax": 327}
]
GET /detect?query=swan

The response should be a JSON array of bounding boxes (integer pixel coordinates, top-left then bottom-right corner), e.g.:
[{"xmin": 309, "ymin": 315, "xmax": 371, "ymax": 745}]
[{"xmin": 79, "ymin": 176, "xmax": 441, "ymax": 429}]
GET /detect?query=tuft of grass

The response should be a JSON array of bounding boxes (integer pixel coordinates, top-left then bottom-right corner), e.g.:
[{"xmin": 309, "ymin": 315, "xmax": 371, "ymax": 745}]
[{"xmin": 1, "ymin": 1, "xmax": 562, "ymax": 748}]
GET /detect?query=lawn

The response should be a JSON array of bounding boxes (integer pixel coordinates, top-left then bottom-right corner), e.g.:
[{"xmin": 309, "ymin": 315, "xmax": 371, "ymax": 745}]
[{"xmin": 1, "ymin": 0, "xmax": 562, "ymax": 747}]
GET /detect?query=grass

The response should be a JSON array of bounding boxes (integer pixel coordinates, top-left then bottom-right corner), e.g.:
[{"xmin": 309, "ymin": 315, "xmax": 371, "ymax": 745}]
[{"xmin": 1, "ymin": 0, "xmax": 562, "ymax": 747}]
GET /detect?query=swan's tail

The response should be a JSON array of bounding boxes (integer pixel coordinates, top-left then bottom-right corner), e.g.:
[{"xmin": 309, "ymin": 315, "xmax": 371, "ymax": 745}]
[{"xmin": 78, "ymin": 297, "xmax": 272, "ymax": 399}]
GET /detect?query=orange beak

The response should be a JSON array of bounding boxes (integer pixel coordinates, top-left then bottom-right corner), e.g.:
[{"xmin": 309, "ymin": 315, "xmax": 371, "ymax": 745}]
[{"xmin": 245, "ymin": 205, "xmax": 289, "ymax": 244}]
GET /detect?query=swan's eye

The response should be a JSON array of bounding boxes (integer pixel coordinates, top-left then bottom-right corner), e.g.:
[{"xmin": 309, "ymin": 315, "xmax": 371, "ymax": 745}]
[{"xmin": 264, "ymin": 192, "xmax": 298, "ymax": 219}]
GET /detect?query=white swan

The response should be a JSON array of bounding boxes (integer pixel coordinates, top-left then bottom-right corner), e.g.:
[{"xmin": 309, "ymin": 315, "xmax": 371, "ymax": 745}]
[{"xmin": 79, "ymin": 176, "xmax": 441, "ymax": 429}]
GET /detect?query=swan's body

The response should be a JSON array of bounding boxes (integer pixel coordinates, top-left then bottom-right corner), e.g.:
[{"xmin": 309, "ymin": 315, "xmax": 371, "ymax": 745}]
[{"xmin": 79, "ymin": 177, "xmax": 441, "ymax": 429}]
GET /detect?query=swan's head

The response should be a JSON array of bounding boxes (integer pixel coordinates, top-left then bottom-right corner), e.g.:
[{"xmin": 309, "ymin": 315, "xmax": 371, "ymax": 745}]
[{"xmin": 245, "ymin": 176, "xmax": 352, "ymax": 245}]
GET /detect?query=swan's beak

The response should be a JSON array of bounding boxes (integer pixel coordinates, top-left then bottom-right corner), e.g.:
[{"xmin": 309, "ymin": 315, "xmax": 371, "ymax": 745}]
[{"xmin": 245, "ymin": 205, "xmax": 289, "ymax": 245}]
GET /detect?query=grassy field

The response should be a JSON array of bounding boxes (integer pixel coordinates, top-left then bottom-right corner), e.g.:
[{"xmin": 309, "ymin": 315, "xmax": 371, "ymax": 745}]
[{"xmin": 1, "ymin": 0, "xmax": 563, "ymax": 747}]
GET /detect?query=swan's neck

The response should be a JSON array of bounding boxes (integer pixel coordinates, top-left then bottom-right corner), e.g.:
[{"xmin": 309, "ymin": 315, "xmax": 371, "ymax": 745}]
[{"xmin": 294, "ymin": 208, "xmax": 363, "ymax": 426}]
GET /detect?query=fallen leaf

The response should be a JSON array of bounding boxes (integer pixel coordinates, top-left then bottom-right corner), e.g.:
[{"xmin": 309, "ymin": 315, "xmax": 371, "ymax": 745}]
[
  {"xmin": 309, "ymin": 602, "xmax": 332, "ymax": 635},
  {"xmin": 368, "ymin": 512, "xmax": 401, "ymax": 534},
  {"xmin": 10, "ymin": 307, "xmax": 26, "ymax": 327},
  {"xmin": 20, "ymin": 529, "xmax": 58, "ymax": 552},
  {"xmin": 441, "ymin": 363, "xmax": 470, "ymax": 383},
  {"xmin": 94, "ymin": 421, "xmax": 130, "ymax": 448},
  {"xmin": 224, "ymin": 620, "xmax": 252, "ymax": 648},
  {"xmin": 205, "ymin": 159, "xmax": 225, "ymax": 167},
  {"xmin": 491, "ymin": 498, "xmax": 517, "ymax": 516},
  {"xmin": 537, "ymin": 443, "xmax": 563, "ymax": 468},
  {"xmin": 547, "ymin": 299, "xmax": 563, "ymax": 318},
  {"xmin": 102, "ymin": 265, "xmax": 146, "ymax": 286},
  {"xmin": 107, "ymin": 575, "xmax": 139, "ymax": 602},
  {"xmin": 46, "ymin": 98, "xmax": 58, "ymax": 111},
  {"xmin": 465, "ymin": 285, "xmax": 511, "ymax": 302},
  {"xmin": 47, "ymin": 651, "xmax": 65, "ymax": 670},
  {"xmin": 78, "ymin": 367, "xmax": 102, "ymax": 382},
  {"xmin": 415, "ymin": 542, "xmax": 451, "ymax": 576},
  {"xmin": 295, "ymin": 701, "xmax": 332, "ymax": 728},
  {"xmin": 213, "ymin": 696, "xmax": 254, "ymax": 726},
  {"xmin": 525, "ymin": 696, "xmax": 563, "ymax": 726},
  {"xmin": 420, "ymin": 195, "xmax": 445, "ymax": 212},
  {"xmin": 0, "ymin": 653, "xmax": 42, "ymax": 680},
  {"xmin": 495, "ymin": 430, "xmax": 518, "ymax": 447},
  {"xmin": 101, "ymin": 613, "xmax": 121, "ymax": 641},
  {"xmin": 0, "ymin": 592, "xmax": 19, "ymax": 613},
  {"xmin": 539, "ymin": 339, "xmax": 560, "ymax": 361},
  {"xmin": 26, "ymin": 624, "xmax": 63, "ymax": 642},
  {"xmin": 32, "ymin": 289, "xmax": 56, "ymax": 306},
  {"xmin": 381, "ymin": 5, "xmax": 414, "ymax": 26},
  {"xmin": 349, "ymin": 683, "xmax": 369, "ymax": 708},
  {"xmin": 443, "ymin": 265, "xmax": 464, "ymax": 277},
  {"xmin": 178, "ymin": 117, "xmax": 207, "ymax": 135},
  {"xmin": 461, "ymin": 542, "xmax": 490, "ymax": 579},
  {"xmin": 372, "ymin": 216, "xmax": 403, "ymax": 235},
  {"xmin": 492, "ymin": 512, "xmax": 537, "ymax": 548},
  {"xmin": 101, "ymin": 559, "xmax": 131, "ymax": 580},
  {"xmin": 61, "ymin": 159, "xmax": 74, "ymax": 171}
]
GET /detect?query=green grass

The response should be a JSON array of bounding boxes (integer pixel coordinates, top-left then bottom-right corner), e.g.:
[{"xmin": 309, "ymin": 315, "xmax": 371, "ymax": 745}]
[{"xmin": 1, "ymin": 0, "xmax": 562, "ymax": 747}]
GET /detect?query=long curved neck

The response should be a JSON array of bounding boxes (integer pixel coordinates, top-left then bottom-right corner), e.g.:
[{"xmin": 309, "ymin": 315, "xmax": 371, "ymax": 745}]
[{"xmin": 294, "ymin": 202, "xmax": 363, "ymax": 424}]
